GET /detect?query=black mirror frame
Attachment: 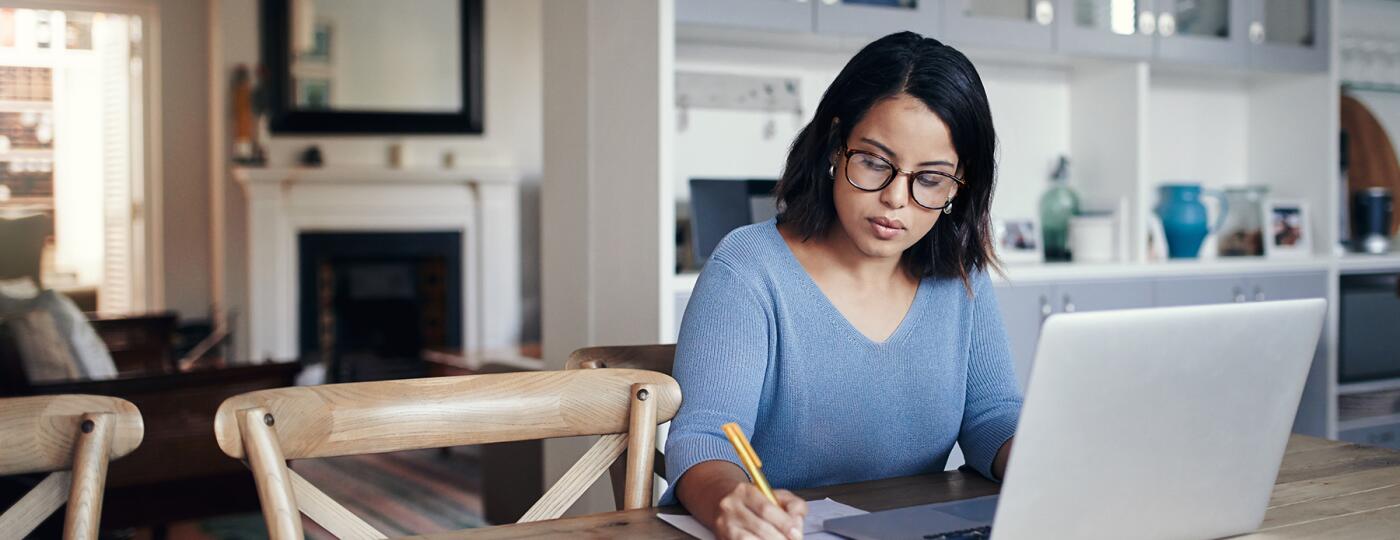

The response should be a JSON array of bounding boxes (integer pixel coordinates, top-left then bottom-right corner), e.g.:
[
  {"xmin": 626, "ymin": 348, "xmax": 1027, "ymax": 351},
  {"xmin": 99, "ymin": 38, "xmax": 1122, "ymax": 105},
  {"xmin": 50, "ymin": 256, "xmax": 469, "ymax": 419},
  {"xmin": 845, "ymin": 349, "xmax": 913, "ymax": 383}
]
[{"xmin": 260, "ymin": 0, "xmax": 483, "ymax": 134}]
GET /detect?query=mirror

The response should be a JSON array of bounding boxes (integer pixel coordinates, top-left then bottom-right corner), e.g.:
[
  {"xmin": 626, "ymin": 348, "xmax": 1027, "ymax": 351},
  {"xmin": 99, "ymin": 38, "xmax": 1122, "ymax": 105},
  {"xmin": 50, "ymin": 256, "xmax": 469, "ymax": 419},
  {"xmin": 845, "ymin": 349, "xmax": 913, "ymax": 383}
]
[{"xmin": 261, "ymin": 0, "xmax": 482, "ymax": 134}]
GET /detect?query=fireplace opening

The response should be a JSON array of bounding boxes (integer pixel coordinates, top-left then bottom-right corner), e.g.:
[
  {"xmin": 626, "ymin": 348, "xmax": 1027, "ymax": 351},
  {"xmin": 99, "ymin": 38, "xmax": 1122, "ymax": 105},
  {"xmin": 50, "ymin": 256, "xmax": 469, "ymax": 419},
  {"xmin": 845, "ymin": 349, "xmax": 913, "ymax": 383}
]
[{"xmin": 299, "ymin": 232, "xmax": 462, "ymax": 382}]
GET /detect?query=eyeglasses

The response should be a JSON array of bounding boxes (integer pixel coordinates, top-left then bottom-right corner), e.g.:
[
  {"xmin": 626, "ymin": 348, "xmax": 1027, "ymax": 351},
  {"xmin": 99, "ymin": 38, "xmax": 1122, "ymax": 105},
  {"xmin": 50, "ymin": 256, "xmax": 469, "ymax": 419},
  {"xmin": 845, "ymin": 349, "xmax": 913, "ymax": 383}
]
[{"xmin": 840, "ymin": 148, "xmax": 964, "ymax": 210}]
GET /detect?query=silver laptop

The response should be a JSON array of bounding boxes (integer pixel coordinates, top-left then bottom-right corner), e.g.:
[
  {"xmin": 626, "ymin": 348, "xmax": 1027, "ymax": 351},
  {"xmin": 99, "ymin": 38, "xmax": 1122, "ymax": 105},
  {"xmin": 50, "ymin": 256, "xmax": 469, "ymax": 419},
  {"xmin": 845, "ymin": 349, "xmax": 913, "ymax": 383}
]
[{"xmin": 825, "ymin": 299, "xmax": 1327, "ymax": 540}]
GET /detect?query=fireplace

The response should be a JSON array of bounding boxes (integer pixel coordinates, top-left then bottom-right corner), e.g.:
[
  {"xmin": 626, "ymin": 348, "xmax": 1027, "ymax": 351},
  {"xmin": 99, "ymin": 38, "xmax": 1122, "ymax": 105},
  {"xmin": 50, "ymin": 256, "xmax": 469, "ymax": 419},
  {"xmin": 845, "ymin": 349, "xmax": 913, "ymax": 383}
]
[
  {"xmin": 234, "ymin": 165, "xmax": 521, "ymax": 364},
  {"xmin": 299, "ymin": 232, "xmax": 462, "ymax": 382}
]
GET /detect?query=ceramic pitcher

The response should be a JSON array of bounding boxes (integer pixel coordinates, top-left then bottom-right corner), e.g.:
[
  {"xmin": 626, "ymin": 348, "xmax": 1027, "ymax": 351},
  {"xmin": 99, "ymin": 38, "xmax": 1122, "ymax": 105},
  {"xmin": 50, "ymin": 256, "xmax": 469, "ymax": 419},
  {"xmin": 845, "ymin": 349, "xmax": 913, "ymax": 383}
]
[{"xmin": 1156, "ymin": 183, "xmax": 1229, "ymax": 259}]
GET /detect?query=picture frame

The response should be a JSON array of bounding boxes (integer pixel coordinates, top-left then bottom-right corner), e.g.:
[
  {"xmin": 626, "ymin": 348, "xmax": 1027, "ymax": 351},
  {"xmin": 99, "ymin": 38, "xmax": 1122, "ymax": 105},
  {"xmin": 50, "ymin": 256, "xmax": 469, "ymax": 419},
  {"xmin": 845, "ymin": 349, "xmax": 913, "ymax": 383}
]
[
  {"xmin": 993, "ymin": 217, "xmax": 1044, "ymax": 264},
  {"xmin": 1265, "ymin": 200, "xmax": 1311, "ymax": 258}
]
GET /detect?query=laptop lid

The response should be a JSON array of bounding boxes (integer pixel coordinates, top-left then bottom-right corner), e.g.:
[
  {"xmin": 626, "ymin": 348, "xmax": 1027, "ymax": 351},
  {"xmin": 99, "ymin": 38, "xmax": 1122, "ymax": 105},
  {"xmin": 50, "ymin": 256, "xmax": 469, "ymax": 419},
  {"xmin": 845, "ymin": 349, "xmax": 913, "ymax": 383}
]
[{"xmin": 991, "ymin": 299, "xmax": 1326, "ymax": 540}]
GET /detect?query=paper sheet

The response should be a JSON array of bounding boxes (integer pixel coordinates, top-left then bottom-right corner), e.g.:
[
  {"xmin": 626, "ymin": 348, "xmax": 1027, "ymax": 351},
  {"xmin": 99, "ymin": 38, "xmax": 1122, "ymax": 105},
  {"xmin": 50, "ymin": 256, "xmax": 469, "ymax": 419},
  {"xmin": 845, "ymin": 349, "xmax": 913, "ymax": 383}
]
[{"xmin": 657, "ymin": 498, "xmax": 868, "ymax": 539}]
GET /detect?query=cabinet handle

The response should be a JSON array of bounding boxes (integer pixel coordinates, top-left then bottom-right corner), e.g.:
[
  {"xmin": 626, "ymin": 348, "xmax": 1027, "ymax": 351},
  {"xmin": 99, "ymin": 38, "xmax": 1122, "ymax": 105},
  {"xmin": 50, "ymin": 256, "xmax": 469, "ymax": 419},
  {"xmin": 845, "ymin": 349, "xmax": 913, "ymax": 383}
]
[
  {"xmin": 1233, "ymin": 286, "xmax": 1247, "ymax": 303},
  {"xmin": 1034, "ymin": 0, "xmax": 1054, "ymax": 25},
  {"xmin": 821, "ymin": 0, "xmax": 837, "ymax": 5},
  {"xmin": 1062, "ymin": 294, "xmax": 1076, "ymax": 313},
  {"xmin": 1039, "ymin": 294, "xmax": 1053, "ymax": 322},
  {"xmin": 1254, "ymin": 286, "xmax": 1265, "ymax": 302},
  {"xmin": 1138, "ymin": 11, "xmax": 1156, "ymax": 36},
  {"xmin": 1249, "ymin": 21, "xmax": 1265, "ymax": 44},
  {"xmin": 1158, "ymin": 12, "xmax": 1176, "ymax": 37}
]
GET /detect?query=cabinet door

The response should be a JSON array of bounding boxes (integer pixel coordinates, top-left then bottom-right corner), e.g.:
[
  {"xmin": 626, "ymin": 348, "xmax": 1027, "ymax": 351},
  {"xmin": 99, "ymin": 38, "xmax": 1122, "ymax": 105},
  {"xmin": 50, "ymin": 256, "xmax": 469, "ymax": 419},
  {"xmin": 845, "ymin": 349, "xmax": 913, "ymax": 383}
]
[
  {"xmin": 815, "ymin": 0, "xmax": 941, "ymax": 38},
  {"xmin": 676, "ymin": 0, "xmax": 815, "ymax": 33},
  {"xmin": 1153, "ymin": 0, "xmax": 1249, "ymax": 67},
  {"xmin": 1248, "ymin": 272, "xmax": 1329, "ymax": 437},
  {"xmin": 993, "ymin": 282, "xmax": 1053, "ymax": 393},
  {"xmin": 1153, "ymin": 275, "xmax": 1247, "ymax": 307},
  {"xmin": 1057, "ymin": 0, "xmax": 1156, "ymax": 59},
  {"xmin": 941, "ymin": 0, "xmax": 1055, "ymax": 51},
  {"xmin": 1053, "ymin": 279, "xmax": 1156, "ymax": 314},
  {"xmin": 1247, "ymin": 0, "xmax": 1328, "ymax": 72}
]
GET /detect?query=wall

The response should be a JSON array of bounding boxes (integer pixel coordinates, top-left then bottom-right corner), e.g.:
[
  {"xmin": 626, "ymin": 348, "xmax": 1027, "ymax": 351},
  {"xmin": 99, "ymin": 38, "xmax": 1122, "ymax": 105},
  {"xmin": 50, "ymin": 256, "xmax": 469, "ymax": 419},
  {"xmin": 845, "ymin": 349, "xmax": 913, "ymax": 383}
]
[{"xmin": 211, "ymin": 0, "xmax": 544, "ymax": 356}]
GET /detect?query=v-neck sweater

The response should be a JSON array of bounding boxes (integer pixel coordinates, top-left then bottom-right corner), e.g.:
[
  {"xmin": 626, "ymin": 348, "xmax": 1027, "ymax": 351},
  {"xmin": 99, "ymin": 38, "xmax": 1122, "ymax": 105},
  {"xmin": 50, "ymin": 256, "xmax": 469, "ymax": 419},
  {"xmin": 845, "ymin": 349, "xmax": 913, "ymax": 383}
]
[{"xmin": 660, "ymin": 219, "xmax": 1023, "ymax": 505}]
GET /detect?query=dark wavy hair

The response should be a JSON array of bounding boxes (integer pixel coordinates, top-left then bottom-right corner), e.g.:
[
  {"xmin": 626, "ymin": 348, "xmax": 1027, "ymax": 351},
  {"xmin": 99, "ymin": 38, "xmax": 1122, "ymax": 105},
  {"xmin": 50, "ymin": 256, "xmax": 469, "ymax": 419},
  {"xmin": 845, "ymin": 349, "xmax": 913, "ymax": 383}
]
[{"xmin": 774, "ymin": 31, "xmax": 1000, "ymax": 292}]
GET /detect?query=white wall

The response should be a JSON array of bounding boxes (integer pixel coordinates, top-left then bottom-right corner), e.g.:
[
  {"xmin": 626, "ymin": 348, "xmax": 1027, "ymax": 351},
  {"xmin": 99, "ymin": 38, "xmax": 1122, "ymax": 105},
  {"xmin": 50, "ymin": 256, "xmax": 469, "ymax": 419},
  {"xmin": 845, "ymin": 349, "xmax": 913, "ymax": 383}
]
[
  {"xmin": 212, "ymin": 0, "xmax": 544, "ymax": 354},
  {"xmin": 156, "ymin": 0, "xmax": 214, "ymax": 319}
]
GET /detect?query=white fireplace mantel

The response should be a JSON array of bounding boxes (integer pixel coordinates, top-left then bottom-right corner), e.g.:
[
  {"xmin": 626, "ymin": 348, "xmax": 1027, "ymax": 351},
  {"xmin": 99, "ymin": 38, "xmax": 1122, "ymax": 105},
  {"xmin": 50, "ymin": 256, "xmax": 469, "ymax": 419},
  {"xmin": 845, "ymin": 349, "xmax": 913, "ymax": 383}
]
[{"xmin": 234, "ymin": 165, "xmax": 521, "ymax": 363}]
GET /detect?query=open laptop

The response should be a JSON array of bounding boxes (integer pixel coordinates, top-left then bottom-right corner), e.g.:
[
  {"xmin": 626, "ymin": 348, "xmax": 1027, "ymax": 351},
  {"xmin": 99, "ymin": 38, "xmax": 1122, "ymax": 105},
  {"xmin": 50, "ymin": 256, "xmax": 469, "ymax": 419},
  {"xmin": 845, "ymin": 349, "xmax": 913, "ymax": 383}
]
[{"xmin": 825, "ymin": 299, "xmax": 1327, "ymax": 540}]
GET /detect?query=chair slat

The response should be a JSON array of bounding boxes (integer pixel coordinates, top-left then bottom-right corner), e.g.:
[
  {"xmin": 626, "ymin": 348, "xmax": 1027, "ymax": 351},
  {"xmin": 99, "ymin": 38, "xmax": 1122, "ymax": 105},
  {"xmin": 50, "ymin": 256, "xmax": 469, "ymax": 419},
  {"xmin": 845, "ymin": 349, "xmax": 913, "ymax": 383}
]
[
  {"xmin": 0, "ymin": 471, "xmax": 70, "ymax": 538},
  {"xmin": 288, "ymin": 468, "xmax": 386, "ymax": 539},
  {"xmin": 214, "ymin": 369, "xmax": 680, "ymax": 460},
  {"xmin": 518, "ymin": 433, "xmax": 629, "ymax": 523}
]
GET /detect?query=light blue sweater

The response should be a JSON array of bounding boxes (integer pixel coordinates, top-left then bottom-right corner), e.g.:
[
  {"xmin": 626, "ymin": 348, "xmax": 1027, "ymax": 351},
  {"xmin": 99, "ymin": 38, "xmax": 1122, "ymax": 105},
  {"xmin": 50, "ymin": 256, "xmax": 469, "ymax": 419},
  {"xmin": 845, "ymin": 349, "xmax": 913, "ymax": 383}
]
[{"xmin": 661, "ymin": 219, "xmax": 1023, "ymax": 505}]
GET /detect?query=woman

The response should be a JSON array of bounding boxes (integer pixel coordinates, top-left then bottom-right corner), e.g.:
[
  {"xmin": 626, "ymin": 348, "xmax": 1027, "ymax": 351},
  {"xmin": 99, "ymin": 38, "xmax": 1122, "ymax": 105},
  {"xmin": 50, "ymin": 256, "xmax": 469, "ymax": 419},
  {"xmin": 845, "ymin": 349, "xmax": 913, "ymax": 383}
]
[{"xmin": 663, "ymin": 31, "xmax": 1023, "ymax": 540}]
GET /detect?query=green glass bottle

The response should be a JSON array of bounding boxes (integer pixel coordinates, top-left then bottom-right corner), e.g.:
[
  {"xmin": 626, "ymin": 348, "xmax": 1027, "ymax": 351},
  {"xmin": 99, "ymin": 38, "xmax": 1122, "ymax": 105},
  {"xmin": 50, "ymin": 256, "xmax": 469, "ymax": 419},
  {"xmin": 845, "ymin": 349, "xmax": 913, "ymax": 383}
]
[{"xmin": 1039, "ymin": 155, "xmax": 1079, "ymax": 262}]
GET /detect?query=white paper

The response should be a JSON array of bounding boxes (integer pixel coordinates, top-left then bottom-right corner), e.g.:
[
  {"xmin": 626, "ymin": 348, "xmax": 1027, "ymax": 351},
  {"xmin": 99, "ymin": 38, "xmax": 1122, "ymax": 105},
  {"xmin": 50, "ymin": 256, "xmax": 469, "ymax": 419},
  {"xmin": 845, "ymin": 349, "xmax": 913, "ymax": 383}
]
[{"xmin": 657, "ymin": 498, "xmax": 868, "ymax": 539}]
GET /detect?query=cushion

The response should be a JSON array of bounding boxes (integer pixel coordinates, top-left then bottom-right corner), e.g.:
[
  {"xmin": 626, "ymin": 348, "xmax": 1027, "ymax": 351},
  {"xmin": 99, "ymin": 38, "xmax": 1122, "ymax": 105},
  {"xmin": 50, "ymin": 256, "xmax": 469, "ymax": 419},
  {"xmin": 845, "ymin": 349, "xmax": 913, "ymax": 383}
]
[
  {"xmin": 7, "ymin": 308, "xmax": 81, "ymax": 383},
  {"xmin": 32, "ymin": 290, "xmax": 117, "ymax": 380}
]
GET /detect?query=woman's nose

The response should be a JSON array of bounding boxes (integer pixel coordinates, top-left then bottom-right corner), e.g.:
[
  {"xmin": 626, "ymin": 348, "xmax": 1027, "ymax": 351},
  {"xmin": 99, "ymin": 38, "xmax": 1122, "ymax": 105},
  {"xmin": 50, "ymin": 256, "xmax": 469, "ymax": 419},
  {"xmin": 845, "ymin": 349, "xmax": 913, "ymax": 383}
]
[{"xmin": 880, "ymin": 172, "xmax": 909, "ymax": 209}]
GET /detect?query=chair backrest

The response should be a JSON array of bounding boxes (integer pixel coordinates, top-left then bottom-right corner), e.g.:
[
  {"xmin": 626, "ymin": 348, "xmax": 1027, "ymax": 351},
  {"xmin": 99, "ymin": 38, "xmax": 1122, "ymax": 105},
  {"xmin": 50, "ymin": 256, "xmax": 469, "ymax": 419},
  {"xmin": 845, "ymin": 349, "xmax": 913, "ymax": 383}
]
[
  {"xmin": 0, "ymin": 394, "xmax": 144, "ymax": 540},
  {"xmin": 213, "ymin": 368, "xmax": 681, "ymax": 539},
  {"xmin": 567, "ymin": 344, "xmax": 676, "ymax": 510},
  {"xmin": 567, "ymin": 344, "xmax": 675, "ymax": 374}
]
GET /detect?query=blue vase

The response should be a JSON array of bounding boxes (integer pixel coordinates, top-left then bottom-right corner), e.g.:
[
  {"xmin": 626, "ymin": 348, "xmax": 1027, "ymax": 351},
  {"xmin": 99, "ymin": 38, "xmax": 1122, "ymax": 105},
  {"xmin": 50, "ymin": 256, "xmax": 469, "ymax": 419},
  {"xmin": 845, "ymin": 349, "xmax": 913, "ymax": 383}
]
[{"xmin": 1156, "ymin": 184, "xmax": 1229, "ymax": 259}]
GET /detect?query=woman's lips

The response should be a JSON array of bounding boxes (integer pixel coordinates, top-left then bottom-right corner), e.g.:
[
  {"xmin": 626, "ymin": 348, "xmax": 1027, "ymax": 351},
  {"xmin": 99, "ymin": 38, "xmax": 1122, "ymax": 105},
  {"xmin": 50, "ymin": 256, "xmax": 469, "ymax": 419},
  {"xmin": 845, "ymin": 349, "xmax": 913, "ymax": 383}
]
[{"xmin": 868, "ymin": 217, "xmax": 903, "ymax": 240}]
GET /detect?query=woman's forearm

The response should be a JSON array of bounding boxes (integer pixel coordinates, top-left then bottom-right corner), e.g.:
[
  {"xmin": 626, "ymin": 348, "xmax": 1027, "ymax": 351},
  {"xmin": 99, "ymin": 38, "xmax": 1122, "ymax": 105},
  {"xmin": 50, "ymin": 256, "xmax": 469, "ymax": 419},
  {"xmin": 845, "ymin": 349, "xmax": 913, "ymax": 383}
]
[
  {"xmin": 676, "ymin": 460, "xmax": 750, "ymax": 527},
  {"xmin": 993, "ymin": 437, "xmax": 1014, "ymax": 480}
]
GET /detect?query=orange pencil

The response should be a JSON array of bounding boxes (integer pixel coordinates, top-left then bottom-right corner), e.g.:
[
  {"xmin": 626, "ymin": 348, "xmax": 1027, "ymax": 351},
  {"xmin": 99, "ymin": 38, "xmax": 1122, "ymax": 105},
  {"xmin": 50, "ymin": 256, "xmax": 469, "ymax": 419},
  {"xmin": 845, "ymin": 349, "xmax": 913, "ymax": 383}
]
[{"xmin": 722, "ymin": 422, "xmax": 778, "ymax": 505}]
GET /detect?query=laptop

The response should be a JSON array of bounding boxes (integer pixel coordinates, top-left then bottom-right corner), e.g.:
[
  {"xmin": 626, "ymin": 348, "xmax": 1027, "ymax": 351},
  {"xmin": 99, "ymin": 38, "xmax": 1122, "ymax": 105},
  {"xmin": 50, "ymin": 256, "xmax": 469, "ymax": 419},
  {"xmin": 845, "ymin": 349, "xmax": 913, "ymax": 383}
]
[{"xmin": 825, "ymin": 299, "xmax": 1327, "ymax": 540}]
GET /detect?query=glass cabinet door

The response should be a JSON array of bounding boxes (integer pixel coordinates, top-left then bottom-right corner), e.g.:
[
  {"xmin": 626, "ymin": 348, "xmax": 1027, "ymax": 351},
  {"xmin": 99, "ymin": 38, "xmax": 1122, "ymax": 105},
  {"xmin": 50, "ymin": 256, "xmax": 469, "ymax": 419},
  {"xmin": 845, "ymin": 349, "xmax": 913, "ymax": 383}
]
[
  {"xmin": 815, "ymin": 0, "xmax": 941, "ymax": 37},
  {"xmin": 1058, "ymin": 0, "xmax": 1157, "ymax": 59},
  {"xmin": 1249, "ymin": 0, "xmax": 1328, "ymax": 72},
  {"xmin": 676, "ymin": 0, "xmax": 815, "ymax": 34},
  {"xmin": 1154, "ymin": 0, "xmax": 1249, "ymax": 67},
  {"xmin": 943, "ymin": 0, "xmax": 1056, "ymax": 51}
]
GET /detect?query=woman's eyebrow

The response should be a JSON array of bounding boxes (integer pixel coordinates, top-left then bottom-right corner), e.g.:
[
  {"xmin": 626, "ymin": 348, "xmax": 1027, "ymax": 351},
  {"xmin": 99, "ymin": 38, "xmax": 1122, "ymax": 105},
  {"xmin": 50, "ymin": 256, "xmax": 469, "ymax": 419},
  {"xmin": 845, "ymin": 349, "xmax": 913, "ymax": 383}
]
[{"xmin": 858, "ymin": 136, "xmax": 956, "ymax": 168}]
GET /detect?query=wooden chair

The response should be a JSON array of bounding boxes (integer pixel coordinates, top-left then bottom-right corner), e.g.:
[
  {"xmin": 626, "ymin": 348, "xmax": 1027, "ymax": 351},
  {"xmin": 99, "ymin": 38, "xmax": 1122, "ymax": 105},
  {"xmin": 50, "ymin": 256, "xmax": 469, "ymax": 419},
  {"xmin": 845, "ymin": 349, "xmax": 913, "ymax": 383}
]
[
  {"xmin": 566, "ymin": 344, "xmax": 675, "ymax": 510},
  {"xmin": 213, "ymin": 368, "xmax": 681, "ymax": 539},
  {"xmin": 0, "ymin": 394, "xmax": 144, "ymax": 539},
  {"xmin": 567, "ymin": 344, "xmax": 675, "ymax": 375}
]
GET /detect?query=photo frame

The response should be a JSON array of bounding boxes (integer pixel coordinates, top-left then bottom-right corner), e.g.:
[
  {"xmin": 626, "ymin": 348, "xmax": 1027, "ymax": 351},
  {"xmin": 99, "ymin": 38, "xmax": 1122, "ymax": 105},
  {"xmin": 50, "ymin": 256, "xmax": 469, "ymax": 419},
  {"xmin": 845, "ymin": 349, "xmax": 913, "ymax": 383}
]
[
  {"xmin": 1265, "ymin": 200, "xmax": 1311, "ymax": 258},
  {"xmin": 993, "ymin": 217, "xmax": 1044, "ymax": 264}
]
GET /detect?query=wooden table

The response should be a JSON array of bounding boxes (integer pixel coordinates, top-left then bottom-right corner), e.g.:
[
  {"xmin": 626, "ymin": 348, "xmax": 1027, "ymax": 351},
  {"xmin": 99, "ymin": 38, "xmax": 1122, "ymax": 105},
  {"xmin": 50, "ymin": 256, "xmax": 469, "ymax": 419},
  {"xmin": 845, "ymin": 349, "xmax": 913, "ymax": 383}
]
[{"xmin": 409, "ymin": 435, "xmax": 1400, "ymax": 539}]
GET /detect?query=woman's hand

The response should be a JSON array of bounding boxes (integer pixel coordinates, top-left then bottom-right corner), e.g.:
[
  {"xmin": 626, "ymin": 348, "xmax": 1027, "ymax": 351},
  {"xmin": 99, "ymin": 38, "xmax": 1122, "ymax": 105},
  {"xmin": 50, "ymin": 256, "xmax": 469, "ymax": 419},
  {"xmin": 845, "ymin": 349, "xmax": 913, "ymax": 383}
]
[
  {"xmin": 713, "ymin": 483, "xmax": 807, "ymax": 540},
  {"xmin": 677, "ymin": 460, "xmax": 808, "ymax": 540}
]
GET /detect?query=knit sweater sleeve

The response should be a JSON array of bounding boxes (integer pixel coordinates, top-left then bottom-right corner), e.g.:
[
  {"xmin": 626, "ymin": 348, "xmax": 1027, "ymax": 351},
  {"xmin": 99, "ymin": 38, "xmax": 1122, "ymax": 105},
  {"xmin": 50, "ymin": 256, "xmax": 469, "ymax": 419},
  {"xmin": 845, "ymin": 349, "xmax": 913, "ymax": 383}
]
[
  {"xmin": 958, "ymin": 270, "xmax": 1024, "ymax": 482},
  {"xmin": 659, "ymin": 259, "xmax": 772, "ymax": 505}
]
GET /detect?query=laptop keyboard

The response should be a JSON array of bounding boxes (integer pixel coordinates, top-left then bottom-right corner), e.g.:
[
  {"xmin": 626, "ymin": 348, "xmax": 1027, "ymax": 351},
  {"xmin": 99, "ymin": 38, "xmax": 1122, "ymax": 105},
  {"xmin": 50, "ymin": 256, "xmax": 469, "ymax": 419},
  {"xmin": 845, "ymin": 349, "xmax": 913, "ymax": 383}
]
[{"xmin": 923, "ymin": 525, "xmax": 992, "ymax": 539}]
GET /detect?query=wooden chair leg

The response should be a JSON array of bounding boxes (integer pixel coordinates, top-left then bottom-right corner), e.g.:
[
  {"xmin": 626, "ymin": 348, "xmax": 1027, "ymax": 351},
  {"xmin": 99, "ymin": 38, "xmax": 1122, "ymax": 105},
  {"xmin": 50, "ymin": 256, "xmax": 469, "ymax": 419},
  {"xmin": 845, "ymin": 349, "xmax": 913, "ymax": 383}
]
[
  {"xmin": 622, "ymin": 383, "xmax": 660, "ymax": 510},
  {"xmin": 64, "ymin": 412, "xmax": 114, "ymax": 540},
  {"xmin": 239, "ymin": 407, "xmax": 304, "ymax": 540}
]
